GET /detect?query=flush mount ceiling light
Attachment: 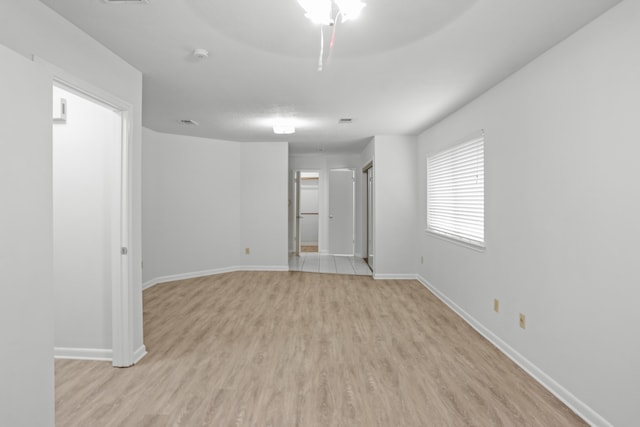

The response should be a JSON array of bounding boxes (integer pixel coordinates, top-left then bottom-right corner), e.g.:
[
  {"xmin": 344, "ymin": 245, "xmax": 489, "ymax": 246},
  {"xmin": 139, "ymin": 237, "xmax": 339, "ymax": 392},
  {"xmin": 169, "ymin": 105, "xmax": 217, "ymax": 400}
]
[
  {"xmin": 297, "ymin": 0, "xmax": 366, "ymax": 70},
  {"xmin": 272, "ymin": 118, "xmax": 298, "ymax": 135}
]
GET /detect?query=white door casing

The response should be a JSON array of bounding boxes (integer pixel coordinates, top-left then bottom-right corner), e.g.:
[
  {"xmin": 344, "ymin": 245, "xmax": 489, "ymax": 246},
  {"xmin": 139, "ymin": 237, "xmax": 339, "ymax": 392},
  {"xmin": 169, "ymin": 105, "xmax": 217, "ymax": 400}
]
[
  {"xmin": 294, "ymin": 170, "xmax": 301, "ymax": 256},
  {"xmin": 36, "ymin": 57, "xmax": 136, "ymax": 368}
]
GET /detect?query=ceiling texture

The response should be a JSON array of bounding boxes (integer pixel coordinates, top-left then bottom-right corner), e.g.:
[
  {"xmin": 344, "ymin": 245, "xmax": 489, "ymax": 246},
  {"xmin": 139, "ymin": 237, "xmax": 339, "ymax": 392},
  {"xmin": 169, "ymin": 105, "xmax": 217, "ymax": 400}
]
[{"xmin": 40, "ymin": 0, "xmax": 620, "ymax": 154}]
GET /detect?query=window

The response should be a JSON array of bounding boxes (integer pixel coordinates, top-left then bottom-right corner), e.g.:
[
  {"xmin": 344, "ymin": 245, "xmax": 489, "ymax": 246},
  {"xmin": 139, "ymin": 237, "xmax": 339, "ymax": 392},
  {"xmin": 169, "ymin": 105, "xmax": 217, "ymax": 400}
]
[{"xmin": 426, "ymin": 133, "xmax": 484, "ymax": 248}]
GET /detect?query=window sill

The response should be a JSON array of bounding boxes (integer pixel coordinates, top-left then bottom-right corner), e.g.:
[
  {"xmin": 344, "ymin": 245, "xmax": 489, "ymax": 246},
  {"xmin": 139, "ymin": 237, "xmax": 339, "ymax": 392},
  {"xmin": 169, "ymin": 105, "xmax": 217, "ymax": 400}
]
[{"xmin": 424, "ymin": 230, "xmax": 486, "ymax": 252}]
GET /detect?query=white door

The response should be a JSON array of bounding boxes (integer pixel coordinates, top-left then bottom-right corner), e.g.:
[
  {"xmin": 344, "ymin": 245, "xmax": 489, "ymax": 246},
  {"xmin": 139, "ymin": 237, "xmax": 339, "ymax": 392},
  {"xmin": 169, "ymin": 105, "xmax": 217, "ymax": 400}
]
[{"xmin": 328, "ymin": 169, "xmax": 355, "ymax": 255}]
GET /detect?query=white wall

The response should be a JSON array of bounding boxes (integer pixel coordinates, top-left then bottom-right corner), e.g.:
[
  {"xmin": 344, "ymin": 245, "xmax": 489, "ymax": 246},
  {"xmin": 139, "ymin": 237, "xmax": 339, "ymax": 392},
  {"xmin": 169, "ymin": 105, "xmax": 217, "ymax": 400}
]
[
  {"xmin": 142, "ymin": 130, "xmax": 289, "ymax": 283},
  {"xmin": 142, "ymin": 128, "xmax": 241, "ymax": 282},
  {"xmin": 416, "ymin": 1, "xmax": 639, "ymax": 425},
  {"xmin": 290, "ymin": 153, "xmax": 364, "ymax": 255},
  {"xmin": 0, "ymin": 43, "xmax": 54, "ymax": 427},
  {"xmin": 240, "ymin": 143, "xmax": 289, "ymax": 268},
  {"xmin": 373, "ymin": 136, "xmax": 418, "ymax": 277},
  {"xmin": 0, "ymin": 0, "xmax": 145, "ymax": 357},
  {"xmin": 53, "ymin": 87, "xmax": 122, "ymax": 354}
]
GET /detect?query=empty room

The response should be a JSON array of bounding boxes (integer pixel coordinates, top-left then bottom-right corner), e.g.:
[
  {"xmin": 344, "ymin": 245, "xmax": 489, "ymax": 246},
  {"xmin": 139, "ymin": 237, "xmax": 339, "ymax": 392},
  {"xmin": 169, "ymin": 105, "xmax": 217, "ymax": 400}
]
[{"xmin": 1, "ymin": 1, "xmax": 639, "ymax": 426}]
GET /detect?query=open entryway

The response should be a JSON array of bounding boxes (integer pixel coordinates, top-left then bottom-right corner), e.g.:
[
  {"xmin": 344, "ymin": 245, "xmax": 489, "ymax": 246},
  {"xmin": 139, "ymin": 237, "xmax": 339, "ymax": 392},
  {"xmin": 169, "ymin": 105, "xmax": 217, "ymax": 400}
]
[{"xmin": 289, "ymin": 165, "xmax": 369, "ymax": 275}]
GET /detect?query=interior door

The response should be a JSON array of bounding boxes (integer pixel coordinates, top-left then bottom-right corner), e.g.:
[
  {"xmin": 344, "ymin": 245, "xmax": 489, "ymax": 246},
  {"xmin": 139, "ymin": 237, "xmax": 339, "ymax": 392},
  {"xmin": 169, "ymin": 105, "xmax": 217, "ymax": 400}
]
[{"xmin": 328, "ymin": 168, "xmax": 355, "ymax": 255}]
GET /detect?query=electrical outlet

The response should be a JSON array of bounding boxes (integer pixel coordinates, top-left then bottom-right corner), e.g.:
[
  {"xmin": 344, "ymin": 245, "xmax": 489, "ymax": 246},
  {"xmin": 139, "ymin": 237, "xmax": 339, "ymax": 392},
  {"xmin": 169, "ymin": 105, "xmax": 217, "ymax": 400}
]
[
  {"xmin": 420, "ymin": 256, "xmax": 424, "ymax": 264},
  {"xmin": 493, "ymin": 299, "xmax": 499, "ymax": 313},
  {"xmin": 245, "ymin": 247, "xmax": 250, "ymax": 255},
  {"xmin": 519, "ymin": 313, "xmax": 526, "ymax": 329}
]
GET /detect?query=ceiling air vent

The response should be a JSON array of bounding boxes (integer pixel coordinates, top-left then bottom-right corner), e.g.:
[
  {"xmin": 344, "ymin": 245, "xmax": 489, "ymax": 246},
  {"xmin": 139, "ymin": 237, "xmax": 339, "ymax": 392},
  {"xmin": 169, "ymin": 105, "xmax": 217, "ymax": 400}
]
[
  {"xmin": 338, "ymin": 118, "xmax": 353, "ymax": 124},
  {"xmin": 102, "ymin": 0, "xmax": 150, "ymax": 4},
  {"xmin": 179, "ymin": 119, "xmax": 199, "ymax": 126}
]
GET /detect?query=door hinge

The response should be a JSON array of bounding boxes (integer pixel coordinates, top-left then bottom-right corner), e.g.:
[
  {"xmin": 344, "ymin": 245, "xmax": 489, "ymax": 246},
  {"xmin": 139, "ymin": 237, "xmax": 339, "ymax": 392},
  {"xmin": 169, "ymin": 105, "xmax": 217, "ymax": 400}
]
[{"xmin": 121, "ymin": 247, "xmax": 128, "ymax": 255}]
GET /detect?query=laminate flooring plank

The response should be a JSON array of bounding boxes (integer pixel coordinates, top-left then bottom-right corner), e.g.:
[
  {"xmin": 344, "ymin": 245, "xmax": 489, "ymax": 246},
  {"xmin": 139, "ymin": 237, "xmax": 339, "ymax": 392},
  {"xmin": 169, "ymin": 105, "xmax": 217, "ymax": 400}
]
[{"xmin": 56, "ymin": 271, "xmax": 587, "ymax": 427}]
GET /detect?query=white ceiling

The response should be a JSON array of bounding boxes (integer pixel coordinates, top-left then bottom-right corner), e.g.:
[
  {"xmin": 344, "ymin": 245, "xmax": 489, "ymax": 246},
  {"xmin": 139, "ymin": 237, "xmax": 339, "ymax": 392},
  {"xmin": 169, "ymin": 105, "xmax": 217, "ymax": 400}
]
[{"xmin": 39, "ymin": 0, "xmax": 620, "ymax": 154}]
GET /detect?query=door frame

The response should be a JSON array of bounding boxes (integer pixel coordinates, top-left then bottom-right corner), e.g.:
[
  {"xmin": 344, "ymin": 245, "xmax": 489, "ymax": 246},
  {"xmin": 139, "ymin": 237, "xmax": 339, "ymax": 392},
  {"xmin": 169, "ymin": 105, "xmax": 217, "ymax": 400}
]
[
  {"xmin": 293, "ymin": 170, "xmax": 320, "ymax": 256},
  {"xmin": 37, "ymin": 57, "xmax": 135, "ymax": 367},
  {"xmin": 362, "ymin": 161, "xmax": 374, "ymax": 272},
  {"xmin": 294, "ymin": 170, "xmax": 301, "ymax": 256}
]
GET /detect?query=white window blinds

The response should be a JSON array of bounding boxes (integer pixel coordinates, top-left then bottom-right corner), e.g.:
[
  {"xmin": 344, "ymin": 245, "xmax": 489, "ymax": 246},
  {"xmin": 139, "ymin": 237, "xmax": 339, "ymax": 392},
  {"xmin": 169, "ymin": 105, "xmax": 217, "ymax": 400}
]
[{"xmin": 427, "ymin": 134, "xmax": 484, "ymax": 247}]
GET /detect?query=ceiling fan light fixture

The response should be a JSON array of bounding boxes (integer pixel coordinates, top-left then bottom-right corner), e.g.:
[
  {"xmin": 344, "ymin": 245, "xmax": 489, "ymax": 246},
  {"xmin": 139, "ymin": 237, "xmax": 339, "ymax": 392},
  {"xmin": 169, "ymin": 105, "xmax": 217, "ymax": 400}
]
[
  {"xmin": 102, "ymin": 0, "xmax": 149, "ymax": 4},
  {"xmin": 297, "ymin": 0, "xmax": 333, "ymax": 26},
  {"xmin": 334, "ymin": 0, "xmax": 366, "ymax": 22}
]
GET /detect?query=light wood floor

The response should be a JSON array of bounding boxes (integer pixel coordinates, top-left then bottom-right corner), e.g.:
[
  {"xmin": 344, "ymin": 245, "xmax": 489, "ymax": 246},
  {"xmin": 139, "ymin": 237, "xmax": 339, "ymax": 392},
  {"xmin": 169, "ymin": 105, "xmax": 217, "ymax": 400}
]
[{"xmin": 55, "ymin": 271, "xmax": 586, "ymax": 426}]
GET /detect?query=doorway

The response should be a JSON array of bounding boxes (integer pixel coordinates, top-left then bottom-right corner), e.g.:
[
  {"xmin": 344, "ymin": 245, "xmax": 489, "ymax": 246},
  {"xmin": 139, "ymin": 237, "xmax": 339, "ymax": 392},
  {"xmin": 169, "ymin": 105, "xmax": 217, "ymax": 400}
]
[
  {"xmin": 294, "ymin": 170, "xmax": 320, "ymax": 255},
  {"xmin": 299, "ymin": 172, "xmax": 320, "ymax": 253},
  {"xmin": 51, "ymin": 80, "xmax": 132, "ymax": 367}
]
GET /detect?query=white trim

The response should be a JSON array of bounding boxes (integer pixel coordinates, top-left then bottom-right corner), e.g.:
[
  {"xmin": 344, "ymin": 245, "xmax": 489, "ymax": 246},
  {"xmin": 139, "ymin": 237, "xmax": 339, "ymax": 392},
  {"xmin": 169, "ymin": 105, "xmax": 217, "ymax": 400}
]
[
  {"xmin": 143, "ymin": 265, "xmax": 290, "ymax": 290},
  {"xmin": 373, "ymin": 273, "xmax": 417, "ymax": 280},
  {"xmin": 425, "ymin": 229, "xmax": 486, "ymax": 252},
  {"xmin": 133, "ymin": 345, "xmax": 147, "ymax": 364},
  {"xmin": 143, "ymin": 267, "xmax": 237, "ymax": 290},
  {"xmin": 54, "ymin": 347, "xmax": 112, "ymax": 361},
  {"xmin": 319, "ymin": 249, "xmax": 330, "ymax": 255},
  {"xmin": 415, "ymin": 274, "xmax": 613, "ymax": 427},
  {"xmin": 241, "ymin": 265, "xmax": 290, "ymax": 272},
  {"xmin": 36, "ymin": 56, "xmax": 136, "ymax": 368}
]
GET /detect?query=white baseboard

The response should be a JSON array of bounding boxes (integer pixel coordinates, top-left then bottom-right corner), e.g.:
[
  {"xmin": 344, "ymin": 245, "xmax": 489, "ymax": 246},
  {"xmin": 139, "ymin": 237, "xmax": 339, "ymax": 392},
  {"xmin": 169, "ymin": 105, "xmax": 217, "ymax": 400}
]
[
  {"xmin": 240, "ymin": 265, "xmax": 289, "ymax": 272},
  {"xmin": 54, "ymin": 347, "xmax": 112, "ymax": 361},
  {"xmin": 133, "ymin": 345, "xmax": 147, "ymax": 364},
  {"xmin": 373, "ymin": 273, "xmax": 416, "ymax": 280},
  {"xmin": 415, "ymin": 275, "xmax": 612, "ymax": 427},
  {"xmin": 143, "ymin": 265, "xmax": 289, "ymax": 290},
  {"xmin": 319, "ymin": 249, "xmax": 329, "ymax": 255},
  {"xmin": 143, "ymin": 266, "xmax": 237, "ymax": 289}
]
